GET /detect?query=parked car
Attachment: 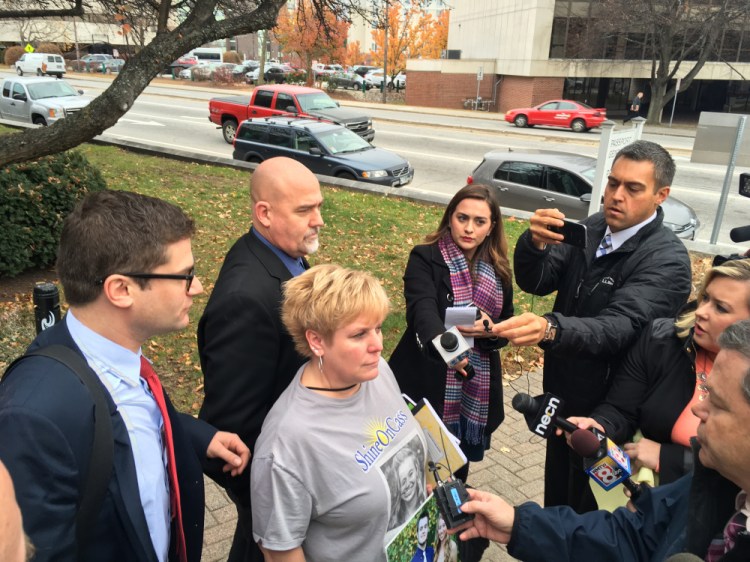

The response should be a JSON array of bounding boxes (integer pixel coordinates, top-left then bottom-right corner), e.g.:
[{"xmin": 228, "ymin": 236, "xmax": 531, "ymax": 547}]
[
  {"xmin": 179, "ymin": 62, "xmax": 221, "ymax": 80},
  {"xmin": 467, "ymin": 150, "xmax": 699, "ymax": 239},
  {"xmin": 504, "ymin": 99, "xmax": 607, "ymax": 133},
  {"xmin": 313, "ymin": 63, "xmax": 343, "ymax": 79},
  {"xmin": 264, "ymin": 66, "xmax": 287, "ymax": 84},
  {"xmin": 103, "ymin": 58, "xmax": 126, "ymax": 73},
  {"xmin": 245, "ymin": 67, "xmax": 260, "ymax": 84},
  {"xmin": 328, "ymin": 72, "xmax": 370, "ymax": 90},
  {"xmin": 0, "ymin": 76, "xmax": 88, "ymax": 125},
  {"xmin": 233, "ymin": 61, "xmax": 259, "ymax": 79},
  {"xmin": 364, "ymin": 69, "xmax": 406, "ymax": 89},
  {"xmin": 168, "ymin": 56, "xmax": 198, "ymax": 75},
  {"xmin": 79, "ymin": 53, "xmax": 114, "ymax": 72},
  {"xmin": 81, "ymin": 54, "xmax": 113, "ymax": 63},
  {"xmin": 14, "ymin": 53, "xmax": 66, "ymax": 78},
  {"xmin": 352, "ymin": 65, "xmax": 377, "ymax": 77},
  {"xmin": 233, "ymin": 117, "xmax": 413, "ymax": 187}
]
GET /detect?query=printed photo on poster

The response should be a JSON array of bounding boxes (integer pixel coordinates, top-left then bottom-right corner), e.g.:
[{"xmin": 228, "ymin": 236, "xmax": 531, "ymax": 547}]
[
  {"xmin": 386, "ymin": 495, "xmax": 461, "ymax": 562},
  {"xmin": 382, "ymin": 433, "xmax": 427, "ymax": 531}
]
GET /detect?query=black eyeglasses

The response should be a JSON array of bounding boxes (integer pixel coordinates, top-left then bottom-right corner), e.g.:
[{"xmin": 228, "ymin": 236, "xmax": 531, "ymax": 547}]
[{"xmin": 96, "ymin": 269, "xmax": 195, "ymax": 292}]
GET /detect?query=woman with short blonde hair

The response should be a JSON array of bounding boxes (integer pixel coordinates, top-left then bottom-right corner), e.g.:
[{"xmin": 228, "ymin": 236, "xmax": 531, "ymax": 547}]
[{"xmin": 251, "ymin": 264, "xmax": 428, "ymax": 562}]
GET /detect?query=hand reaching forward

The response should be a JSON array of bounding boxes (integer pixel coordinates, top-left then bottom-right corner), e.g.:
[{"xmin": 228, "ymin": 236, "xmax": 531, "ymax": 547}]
[
  {"xmin": 449, "ymin": 488, "xmax": 515, "ymax": 545},
  {"xmin": 206, "ymin": 431, "xmax": 251, "ymax": 477}
]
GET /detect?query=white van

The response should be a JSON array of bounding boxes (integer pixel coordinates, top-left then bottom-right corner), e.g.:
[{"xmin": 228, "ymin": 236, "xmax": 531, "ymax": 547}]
[{"xmin": 14, "ymin": 53, "xmax": 66, "ymax": 78}]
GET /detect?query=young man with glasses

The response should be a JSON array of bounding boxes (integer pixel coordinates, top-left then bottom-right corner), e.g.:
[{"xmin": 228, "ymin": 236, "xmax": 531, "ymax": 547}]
[{"xmin": 0, "ymin": 190, "xmax": 250, "ymax": 562}]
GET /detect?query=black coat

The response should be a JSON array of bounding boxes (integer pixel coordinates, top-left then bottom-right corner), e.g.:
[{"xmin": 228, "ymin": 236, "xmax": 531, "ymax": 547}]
[
  {"xmin": 0, "ymin": 318, "xmax": 216, "ymax": 562},
  {"xmin": 198, "ymin": 228, "xmax": 307, "ymax": 502},
  {"xmin": 592, "ymin": 315, "xmax": 698, "ymax": 484},
  {"xmin": 388, "ymin": 244, "xmax": 514, "ymax": 437},
  {"xmin": 514, "ymin": 208, "xmax": 692, "ymax": 416}
]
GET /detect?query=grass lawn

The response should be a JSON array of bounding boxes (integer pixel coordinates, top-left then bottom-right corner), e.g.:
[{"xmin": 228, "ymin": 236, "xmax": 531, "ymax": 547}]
[{"xmin": 0, "ymin": 142, "xmax": 713, "ymax": 412}]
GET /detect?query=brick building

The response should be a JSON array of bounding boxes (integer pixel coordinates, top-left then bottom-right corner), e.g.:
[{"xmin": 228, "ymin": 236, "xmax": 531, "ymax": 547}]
[{"xmin": 405, "ymin": 0, "xmax": 750, "ymax": 119}]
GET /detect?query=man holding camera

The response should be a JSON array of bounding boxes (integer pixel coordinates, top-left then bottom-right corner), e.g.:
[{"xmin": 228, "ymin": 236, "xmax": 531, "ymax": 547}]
[{"xmin": 494, "ymin": 140, "xmax": 691, "ymax": 512}]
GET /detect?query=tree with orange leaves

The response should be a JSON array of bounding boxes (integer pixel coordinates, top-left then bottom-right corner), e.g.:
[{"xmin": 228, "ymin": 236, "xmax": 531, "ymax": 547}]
[
  {"xmin": 370, "ymin": 5, "xmax": 449, "ymax": 77},
  {"xmin": 344, "ymin": 40, "xmax": 363, "ymax": 66},
  {"xmin": 274, "ymin": 1, "xmax": 350, "ymax": 85}
]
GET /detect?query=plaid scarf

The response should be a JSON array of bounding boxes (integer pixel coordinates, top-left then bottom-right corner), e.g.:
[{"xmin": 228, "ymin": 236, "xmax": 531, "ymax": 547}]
[{"xmin": 439, "ymin": 233, "xmax": 503, "ymax": 445}]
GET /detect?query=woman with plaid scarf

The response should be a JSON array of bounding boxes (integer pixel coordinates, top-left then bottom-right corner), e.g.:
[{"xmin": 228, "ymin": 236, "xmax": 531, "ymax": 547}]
[{"xmin": 390, "ymin": 184, "xmax": 514, "ymax": 483}]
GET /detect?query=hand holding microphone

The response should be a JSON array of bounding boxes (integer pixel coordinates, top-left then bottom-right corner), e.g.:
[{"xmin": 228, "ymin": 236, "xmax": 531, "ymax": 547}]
[
  {"xmin": 512, "ymin": 392, "xmax": 645, "ymax": 501},
  {"xmin": 432, "ymin": 327, "xmax": 475, "ymax": 381}
]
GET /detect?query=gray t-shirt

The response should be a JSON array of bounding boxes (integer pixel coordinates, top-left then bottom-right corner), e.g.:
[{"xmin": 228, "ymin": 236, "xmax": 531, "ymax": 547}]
[{"xmin": 251, "ymin": 358, "xmax": 427, "ymax": 561}]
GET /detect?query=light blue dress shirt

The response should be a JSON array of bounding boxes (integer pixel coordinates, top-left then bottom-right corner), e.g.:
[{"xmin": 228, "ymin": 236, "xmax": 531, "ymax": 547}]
[
  {"xmin": 252, "ymin": 227, "xmax": 306, "ymax": 276},
  {"xmin": 67, "ymin": 311, "xmax": 170, "ymax": 562}
]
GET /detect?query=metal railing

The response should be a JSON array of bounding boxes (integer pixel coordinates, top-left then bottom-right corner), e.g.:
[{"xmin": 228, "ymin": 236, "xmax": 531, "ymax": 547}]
[{"xmin": 462, "ymin": 97, "xmax": 493, "ymax": 111}]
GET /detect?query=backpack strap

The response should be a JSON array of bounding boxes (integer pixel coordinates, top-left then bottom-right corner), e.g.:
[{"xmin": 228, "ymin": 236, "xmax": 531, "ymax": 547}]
[{"xmin": 3, "ymin": 344, "xmax": 114, "ymax": 554}]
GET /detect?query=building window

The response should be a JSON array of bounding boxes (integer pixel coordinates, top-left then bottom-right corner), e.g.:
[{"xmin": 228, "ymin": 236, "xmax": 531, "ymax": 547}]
[{"xmin": 550, "ymin": 17, "xmax": 567, "ymax": 58}]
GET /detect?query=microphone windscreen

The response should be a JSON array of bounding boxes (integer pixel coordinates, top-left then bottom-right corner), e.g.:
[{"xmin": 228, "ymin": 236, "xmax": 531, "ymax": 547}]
[
  {"xmin": 730, "ymin": 225, "xmax": 750, "ymax": 243},
  {"xmin": 440, "ymin": 332, "xmax": 458, "ymax": 352},
  {"xmin": 511, "ymin": 393, "xmax": 535, "ymax": 415},
  {"xmin": 569, "ymin": 429, "xmax": 600, "ymax": 458},
  {"xmin": 664, "ymin": 554, "xmax": 703, "ymax": 561}
]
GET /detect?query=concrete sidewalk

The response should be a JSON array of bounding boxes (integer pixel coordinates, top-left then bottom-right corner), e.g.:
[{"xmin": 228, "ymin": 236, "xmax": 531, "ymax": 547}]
[{"xmin": 201, "ymin": 368, "xmax": 545, "ymax": 562}]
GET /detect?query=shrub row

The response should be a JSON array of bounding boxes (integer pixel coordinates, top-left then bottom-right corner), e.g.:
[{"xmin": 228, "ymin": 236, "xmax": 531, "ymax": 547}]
[{"xmin": 0, "ymin": 151, "xmax": 107, "ymax": 277}]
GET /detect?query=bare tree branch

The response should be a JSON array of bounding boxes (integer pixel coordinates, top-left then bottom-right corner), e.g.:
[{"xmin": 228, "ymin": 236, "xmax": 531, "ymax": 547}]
[{"xmin": 0, "ymin": 0, "xmax": 439, "ymax": 167}]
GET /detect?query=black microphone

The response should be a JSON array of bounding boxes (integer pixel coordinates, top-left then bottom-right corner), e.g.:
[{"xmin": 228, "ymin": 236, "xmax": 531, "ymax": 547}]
[
  {"xmin": 513, "ymin": 392, "xmax": 646, "ymax": 500},
  {"xmin": 511, "ymin": 392, "xmax": 578, "ymax": 438},
  {"xmin": 570, "ymin": 428, "xmax": 644, "ymax": 501},
  {"xmin": 730, "ymin": 225, "xmax": 750, "ymax": 243}
]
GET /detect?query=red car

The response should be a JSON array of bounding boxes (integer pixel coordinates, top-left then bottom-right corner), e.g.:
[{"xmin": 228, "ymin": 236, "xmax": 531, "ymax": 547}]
[{"xmin": 504, "ymin": 99, "xmax": 606, "ymax": 133}]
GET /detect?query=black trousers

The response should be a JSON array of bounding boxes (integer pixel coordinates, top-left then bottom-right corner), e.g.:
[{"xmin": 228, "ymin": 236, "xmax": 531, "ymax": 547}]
[
  {"xmin": 543, "ymin": 434, "xmax": 598, "ymax": 514},
  {"xmin": 623, "ymin": 110, "xmax": 640, "ymax": 123},
  {"xmin": 226, "ymin": 490, "xmax": 264, "ymax": 562}
]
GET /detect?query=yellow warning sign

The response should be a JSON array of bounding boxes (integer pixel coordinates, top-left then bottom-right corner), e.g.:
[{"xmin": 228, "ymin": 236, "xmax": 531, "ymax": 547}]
[{"xmin": 24, "ymin": 43, "xmax": 35, "ymax": 53}]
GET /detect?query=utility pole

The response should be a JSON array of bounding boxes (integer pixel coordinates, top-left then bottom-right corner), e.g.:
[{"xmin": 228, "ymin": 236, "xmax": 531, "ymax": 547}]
[
  {"xmin": 382, "ymin": 0, "xmax": 388, "ymax": 104},
  {"xmin": 72, "ymin": 17, "xmax": 80, "ymax": 61},
  {"xmin": 258, "ymin": 30, "xmax": 267, "ymax": 85}
]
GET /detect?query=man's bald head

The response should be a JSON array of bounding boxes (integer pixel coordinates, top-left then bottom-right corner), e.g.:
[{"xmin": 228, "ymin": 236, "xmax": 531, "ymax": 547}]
[
  {"xmin": 0, "ymin": 461, "xmax": 30, "ymax": 562},
  {"xmin": 250, "ymin": 157, "xmax": 324, "ymax": 258},
  {"xmin": 251, "ymin": 157, "xmax": 319, "ymax": 209}
]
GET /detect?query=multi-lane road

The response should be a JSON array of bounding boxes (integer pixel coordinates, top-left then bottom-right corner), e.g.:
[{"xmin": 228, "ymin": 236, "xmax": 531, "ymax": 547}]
[{"xmin": 3, "ymin": 71, "xmax": 749, "ymax": 247}]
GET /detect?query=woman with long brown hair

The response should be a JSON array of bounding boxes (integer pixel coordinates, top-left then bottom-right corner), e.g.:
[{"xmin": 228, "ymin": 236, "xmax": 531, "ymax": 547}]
[{"xmin": 389, "ymin": 184, "xmax": 513, "ymax": 480}]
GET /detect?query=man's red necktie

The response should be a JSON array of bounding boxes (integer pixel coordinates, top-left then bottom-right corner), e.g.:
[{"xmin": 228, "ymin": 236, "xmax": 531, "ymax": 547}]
[{"xmin": 140, "ymin": 356, "xmax": 187, "ymax": 562}]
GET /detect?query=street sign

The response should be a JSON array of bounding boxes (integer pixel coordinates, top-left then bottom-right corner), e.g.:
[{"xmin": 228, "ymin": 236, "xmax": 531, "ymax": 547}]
[
  {"xmin": 588, "ymin": 119, "xmax": 645, "ymax": 216},
  {"xmin": 24, "ymin": 43, "xmax": 34, "ymax": 54},
  {"xmin": 477, "ymin": 66, "xmax": 483, "ymax": 81}
]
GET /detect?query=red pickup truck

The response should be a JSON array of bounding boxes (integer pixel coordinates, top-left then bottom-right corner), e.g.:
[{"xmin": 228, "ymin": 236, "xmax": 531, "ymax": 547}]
[{"xmin": 208, "ymin": 84, "xmax": 375, "ymax": 144}]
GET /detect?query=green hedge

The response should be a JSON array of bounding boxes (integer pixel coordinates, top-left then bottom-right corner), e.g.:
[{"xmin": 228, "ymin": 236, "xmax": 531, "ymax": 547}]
[{"xmin": 0, "ymin": 151, "xmax": 107, "ymax": 277}]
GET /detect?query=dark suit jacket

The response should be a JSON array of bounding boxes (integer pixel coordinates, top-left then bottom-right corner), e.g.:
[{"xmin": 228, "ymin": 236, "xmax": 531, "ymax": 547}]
[
  {"xmin": 198, "ymin": 228, "xmax": 307, "ymax": 502},
  {"xmin": 0, "ymin": 317, "xmax": 216, "ymax": 562},
  {"xmin": 389, "ymin": 243, "xmax": 514, "ymax": 437}
]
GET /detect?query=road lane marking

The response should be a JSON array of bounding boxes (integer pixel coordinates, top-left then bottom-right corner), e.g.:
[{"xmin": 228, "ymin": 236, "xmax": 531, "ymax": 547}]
[
  {"xmin": 101, "ymin": 133, "xmax": 229, "ymax": 157},
  {"xmin": 118, "ymin": 111, "xmax": 215, "ymax": 125}
]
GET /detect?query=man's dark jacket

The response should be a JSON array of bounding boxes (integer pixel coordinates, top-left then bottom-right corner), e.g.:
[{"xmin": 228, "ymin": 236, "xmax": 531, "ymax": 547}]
[
  {"xmin": 514, "ymin": 208, "xmax": 692, "ymax": 417},
  {"xmin": 507, "ymin": 444, "xmax": 750, "ymax": 561},
  {"xmin": 0, "ymin": 318, "xmax": 216, "ymax": 562},
  {"xmin": 198, "ymin": 230, "xmax": 306, "ymax": 501}
]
